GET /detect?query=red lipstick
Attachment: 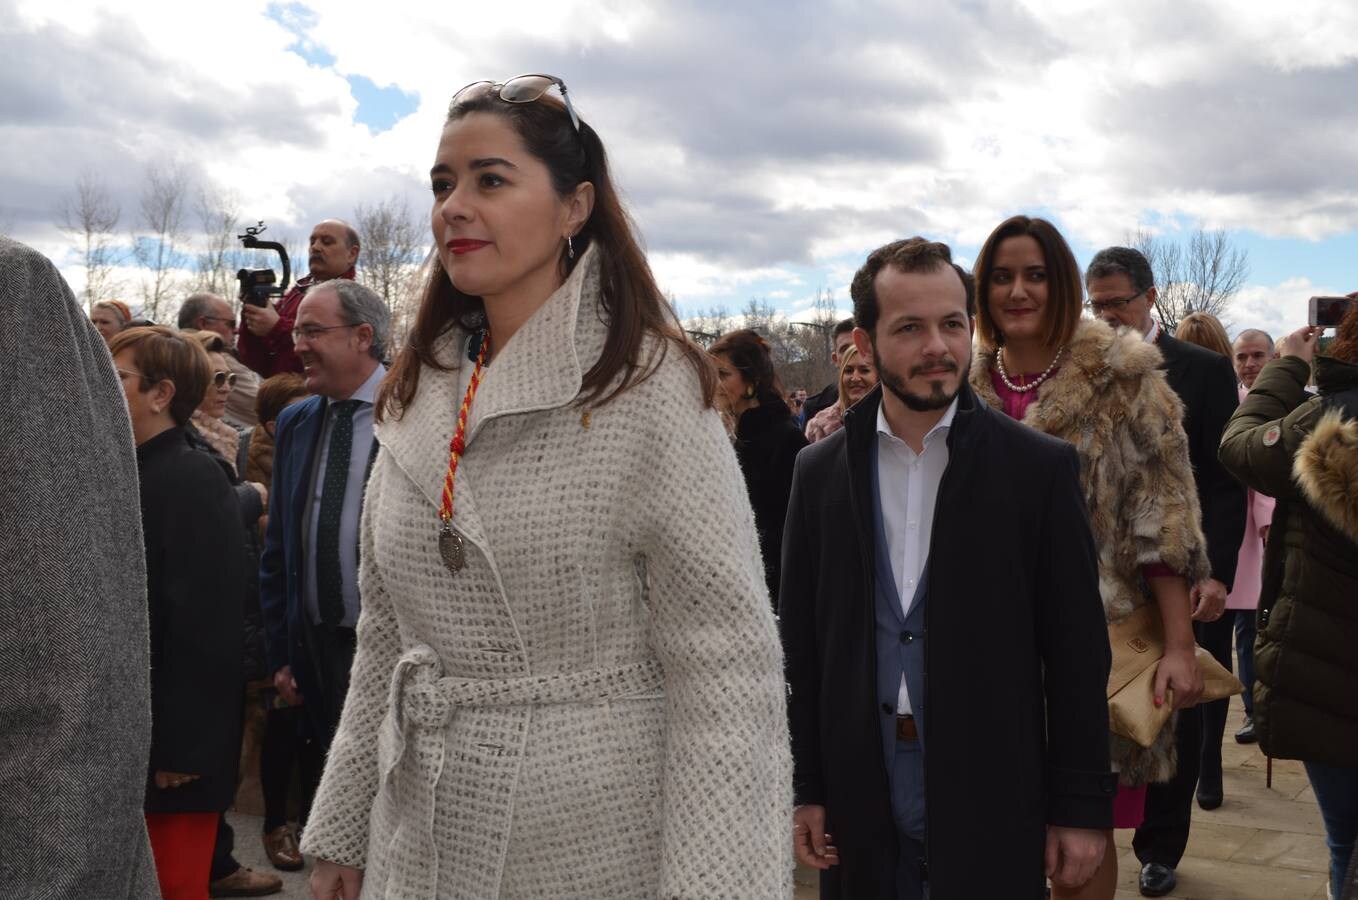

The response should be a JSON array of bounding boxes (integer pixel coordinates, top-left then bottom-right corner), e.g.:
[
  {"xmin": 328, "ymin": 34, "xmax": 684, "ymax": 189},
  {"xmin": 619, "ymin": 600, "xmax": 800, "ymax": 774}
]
[{"xmin": 447, "ymin": 239, "xmax": 490, "ymax": 255}]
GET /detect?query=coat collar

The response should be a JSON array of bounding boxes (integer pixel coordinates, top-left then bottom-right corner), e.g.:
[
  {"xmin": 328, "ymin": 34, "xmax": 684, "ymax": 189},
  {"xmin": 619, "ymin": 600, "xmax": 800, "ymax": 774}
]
[
  {"xmin": 376, "ymin": 245, "xmax": 606, "ymax": 518},
  {"xmin": 969, "ymin": 317, "xmax": 1161, "ymax": 436}
]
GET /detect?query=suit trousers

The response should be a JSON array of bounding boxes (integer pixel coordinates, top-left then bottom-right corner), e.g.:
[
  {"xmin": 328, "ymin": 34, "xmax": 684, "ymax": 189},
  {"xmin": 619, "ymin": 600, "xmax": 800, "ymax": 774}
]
[
  {"xmin": 302, "ymin": 622, "xmax": 357, "ymax": 750},
  {"xmin": 1134, "ymin": 616, "xmax": 1235, "ymax": 867},
  {"xmin": 889, "ymin": 740, "xmax": 928, "ymax": 899}
]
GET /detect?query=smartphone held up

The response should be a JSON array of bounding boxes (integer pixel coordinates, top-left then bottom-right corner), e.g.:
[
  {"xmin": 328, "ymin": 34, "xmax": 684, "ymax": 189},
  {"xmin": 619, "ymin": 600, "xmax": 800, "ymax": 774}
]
[{"xmin": 1309, "ymin": 295, "xmax": 1355, "ymax": 329}]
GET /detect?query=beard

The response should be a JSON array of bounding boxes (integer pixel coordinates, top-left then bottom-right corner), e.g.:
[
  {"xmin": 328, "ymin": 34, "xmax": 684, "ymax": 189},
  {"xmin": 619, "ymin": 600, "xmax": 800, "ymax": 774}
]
[{"xmin": 871, "ymin": 344, "xmax": 968, "ymax": 412}]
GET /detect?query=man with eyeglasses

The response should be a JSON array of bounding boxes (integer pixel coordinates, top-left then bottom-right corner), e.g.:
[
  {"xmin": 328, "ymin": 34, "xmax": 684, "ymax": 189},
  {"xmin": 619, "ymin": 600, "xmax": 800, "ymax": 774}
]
[
  {"xmin": 179, "ymin": 291, "xmax": 259, "ymax": 428},
  {"xmin": 258, "ymin": 279, "xmax": 390, "ymax": 844},
  {"xmin": 238, "ymin": 220, "xmax": 360, "ymax": 380},
  {"xmin": 1086, "ymin": 246, "xmax": 1246, "ymax": 898}
]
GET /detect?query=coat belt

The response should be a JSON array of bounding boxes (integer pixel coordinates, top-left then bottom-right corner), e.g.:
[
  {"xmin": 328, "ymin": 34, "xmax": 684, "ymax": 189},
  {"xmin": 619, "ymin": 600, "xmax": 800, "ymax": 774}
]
[{"xmin": 377, "ymin": 644, "xmax": 664, "ymax": 898}]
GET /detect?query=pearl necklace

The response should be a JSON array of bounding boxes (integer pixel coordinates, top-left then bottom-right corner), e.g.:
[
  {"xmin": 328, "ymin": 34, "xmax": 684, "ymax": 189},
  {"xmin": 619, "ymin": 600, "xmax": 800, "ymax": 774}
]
[{"xmin": 995, "ymin": 346, "xmax": 1063, "ymax": 393}]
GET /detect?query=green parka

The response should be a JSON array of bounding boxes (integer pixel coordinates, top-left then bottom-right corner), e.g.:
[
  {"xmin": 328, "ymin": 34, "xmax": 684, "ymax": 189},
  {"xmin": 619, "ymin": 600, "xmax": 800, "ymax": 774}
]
[{"xmin": 1219, "ymin": 354, "xmax": 1358, "ymax": 765}]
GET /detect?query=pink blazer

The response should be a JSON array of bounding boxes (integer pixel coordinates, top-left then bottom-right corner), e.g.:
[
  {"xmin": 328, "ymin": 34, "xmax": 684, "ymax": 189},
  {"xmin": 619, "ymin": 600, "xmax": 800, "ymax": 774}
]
[{"xmin": 1226, "ymin": 385, "xmax": 1277, "ymax": 610}]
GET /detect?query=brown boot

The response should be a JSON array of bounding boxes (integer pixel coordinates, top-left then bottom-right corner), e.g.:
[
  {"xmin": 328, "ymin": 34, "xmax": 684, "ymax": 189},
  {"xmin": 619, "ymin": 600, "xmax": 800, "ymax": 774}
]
[
  {"xmin": 208, "ymin": 866, "xmax": 283, "ymax": 897},
  {"xmin": 262, "ymin": 825, "xmax": 304, "ymax": 872}
]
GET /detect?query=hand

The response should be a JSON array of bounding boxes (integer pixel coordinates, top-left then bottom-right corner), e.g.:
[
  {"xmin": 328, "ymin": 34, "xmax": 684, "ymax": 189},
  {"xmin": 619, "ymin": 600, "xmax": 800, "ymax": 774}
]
[
  {"xmin": 1277, "ymin": 325, "xmax": 1319, "ymax": 364},
  {"xmin": 1045, "ymin": 826, "xmax": 1107, "ymax": 890},
  {"xmin": 154, "ymin": 770, "xmax": 201, "ymax": 790},
  {"xmin": 310, "ymin": 858, "xmax": 363, "ymax": 900},
  {"xmin": 241, "ymin": 302, "xmax": 281, "ymax": 337},
  {"xmin": 792, "ymin": 804, "xmax": 840, "ymax": 870},
  {"xmin": 1154, "ymin": 646, "xmax": 1203, "ymax": 710},
  {"xmin": 1190, "ymin": 578, "xmax": 1228, "ymax": 622},
  {"xmin": 275, "ymin": 665, "xmax": 304, "ymax": 706}
]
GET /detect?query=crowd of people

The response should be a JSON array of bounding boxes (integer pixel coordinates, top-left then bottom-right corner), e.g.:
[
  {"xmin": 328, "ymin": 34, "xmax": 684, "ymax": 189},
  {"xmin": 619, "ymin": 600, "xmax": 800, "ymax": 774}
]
[{"xmin": 1, "ymin": 69, "xmax": 1356, "ymax": 900}]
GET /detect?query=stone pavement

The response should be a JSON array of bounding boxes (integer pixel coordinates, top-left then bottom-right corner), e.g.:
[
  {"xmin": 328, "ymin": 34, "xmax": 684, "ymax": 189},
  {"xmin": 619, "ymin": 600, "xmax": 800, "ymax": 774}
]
[{"xmin": 225, "ymin": 702, "xmax": 1328, "ymax": 899}]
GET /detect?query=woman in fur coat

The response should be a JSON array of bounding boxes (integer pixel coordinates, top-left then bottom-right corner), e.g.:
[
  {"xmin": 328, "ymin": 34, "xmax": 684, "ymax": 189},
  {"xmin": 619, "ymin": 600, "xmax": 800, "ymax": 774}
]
[
  {"xmin": 968, "ymin": 216, "xmax": 1208, "ymax": 900},
  {"xmin": 302, "ymin": 76, "xmax": 792, "ymax": 899}
]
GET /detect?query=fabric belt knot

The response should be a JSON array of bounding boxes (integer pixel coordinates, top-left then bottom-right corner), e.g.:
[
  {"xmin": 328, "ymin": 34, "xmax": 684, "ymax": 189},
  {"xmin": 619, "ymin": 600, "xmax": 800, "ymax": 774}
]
[{"xmin": 377, "ymin": 644, "xmax": 665, "ymax": 898}]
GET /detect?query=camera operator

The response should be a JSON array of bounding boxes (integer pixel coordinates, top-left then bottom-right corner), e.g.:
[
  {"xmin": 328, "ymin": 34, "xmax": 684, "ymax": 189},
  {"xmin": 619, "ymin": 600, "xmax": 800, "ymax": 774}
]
[{"xmin": 238, "ymin": 220, "xmax": 359, "ymax": 378}]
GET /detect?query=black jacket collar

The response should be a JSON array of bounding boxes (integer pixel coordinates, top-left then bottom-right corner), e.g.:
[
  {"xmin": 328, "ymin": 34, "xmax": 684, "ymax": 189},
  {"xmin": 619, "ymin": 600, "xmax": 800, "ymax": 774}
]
[{"xmin": 842, "ymin": 380, "xmax": 984, "ymax": 457}]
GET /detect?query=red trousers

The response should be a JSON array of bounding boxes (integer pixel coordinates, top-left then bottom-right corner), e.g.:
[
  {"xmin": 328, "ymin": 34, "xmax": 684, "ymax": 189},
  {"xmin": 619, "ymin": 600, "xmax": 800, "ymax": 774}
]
[{"xmin": 145, "ymin": 812, "xmax": 219, "ymax": 900}]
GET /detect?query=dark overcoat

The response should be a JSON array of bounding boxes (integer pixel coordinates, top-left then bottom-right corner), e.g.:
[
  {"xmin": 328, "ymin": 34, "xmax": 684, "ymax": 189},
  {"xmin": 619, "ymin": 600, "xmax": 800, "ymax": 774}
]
[
  {"xmin": 780, "ymin": 383, "xmax": 1116, "ymax": 899},
  {"xmin": 734, "ymin": 396, "xmax": 808, "ymax": 608},
  {"xmin": 138, "ymin": 426, "xmax": 246, "ymax": 813},
  {"xmin": 1156, "ymin": 333, "xmax": 1247, "ymax": 588}
]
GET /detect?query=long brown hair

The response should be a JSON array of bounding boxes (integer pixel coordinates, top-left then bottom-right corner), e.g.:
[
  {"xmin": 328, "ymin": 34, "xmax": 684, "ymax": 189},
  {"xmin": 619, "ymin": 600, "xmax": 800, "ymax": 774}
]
[
  {"xmin": 378, "ymin": 87, "xmax": 715, "ymax": 421},
  {"xmin": 973, "ymin": 215, "xmax": 1084, "ymax": 351}
]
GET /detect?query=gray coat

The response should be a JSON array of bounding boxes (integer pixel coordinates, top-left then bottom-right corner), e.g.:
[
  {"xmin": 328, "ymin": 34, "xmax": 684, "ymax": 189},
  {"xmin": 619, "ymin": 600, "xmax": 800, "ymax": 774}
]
[{"xmin": 0, "ymin": 237, "xmax": 159, "ymax": 899}]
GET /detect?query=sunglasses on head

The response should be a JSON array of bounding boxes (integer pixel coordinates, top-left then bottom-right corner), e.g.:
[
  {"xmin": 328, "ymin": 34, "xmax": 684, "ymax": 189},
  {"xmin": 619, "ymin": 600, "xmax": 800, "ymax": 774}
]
[
  {"xmin": 212, "ymin": 371, "xmax": 238, "ymax": 390},
  {"xmin": 450, "ymin": 73, "xmax": 581, "ymax": 133}
]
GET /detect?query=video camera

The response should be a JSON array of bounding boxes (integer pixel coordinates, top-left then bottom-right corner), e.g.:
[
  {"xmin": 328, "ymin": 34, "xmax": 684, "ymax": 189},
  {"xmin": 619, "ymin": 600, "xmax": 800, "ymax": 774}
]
[{"xmin": 236, "ymin": 222, "xmax": 292, "ymax": 307}]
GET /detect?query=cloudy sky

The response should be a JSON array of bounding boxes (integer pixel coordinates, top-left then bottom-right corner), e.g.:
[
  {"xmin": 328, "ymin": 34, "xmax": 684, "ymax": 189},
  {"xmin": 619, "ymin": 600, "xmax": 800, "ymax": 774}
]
[{"xmin": 3, "ymin": 0, "xmax": 1356, "ymax": 338}]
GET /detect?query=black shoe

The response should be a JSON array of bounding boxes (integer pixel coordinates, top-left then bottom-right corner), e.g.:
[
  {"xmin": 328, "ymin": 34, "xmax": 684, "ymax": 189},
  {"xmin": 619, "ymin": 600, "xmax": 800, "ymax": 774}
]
[
  {"xmin": 1197, "ymin": 785, "xmax": 1224, "ymax": 810},
  {"xmin": 1139, "ymin": 862, "xmax": 1177, "ymax": 897},
  {"xmin": 1235, "ymin": 717, "xmax": 1258, "ymax": 744}
]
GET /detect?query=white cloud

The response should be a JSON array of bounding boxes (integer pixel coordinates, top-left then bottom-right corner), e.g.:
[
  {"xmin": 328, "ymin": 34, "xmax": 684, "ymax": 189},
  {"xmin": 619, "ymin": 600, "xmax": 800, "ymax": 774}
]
[{"xmin": 3, "ymin": 0, "xmax": 1357, "ymax": 320}]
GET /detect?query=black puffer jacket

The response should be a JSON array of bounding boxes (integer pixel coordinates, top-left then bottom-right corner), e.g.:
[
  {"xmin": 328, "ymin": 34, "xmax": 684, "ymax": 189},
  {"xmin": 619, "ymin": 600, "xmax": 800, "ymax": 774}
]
[{"xmin": 1219, "ymin": 355, "xmax": 1358, "ymax": 766}]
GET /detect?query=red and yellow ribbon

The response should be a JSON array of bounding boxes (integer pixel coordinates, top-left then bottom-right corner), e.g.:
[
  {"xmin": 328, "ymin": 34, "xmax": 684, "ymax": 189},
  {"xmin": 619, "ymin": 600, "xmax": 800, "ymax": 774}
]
[{"xmin": 439, "ymin": 330, "xmax": 489, "ymax": 525}]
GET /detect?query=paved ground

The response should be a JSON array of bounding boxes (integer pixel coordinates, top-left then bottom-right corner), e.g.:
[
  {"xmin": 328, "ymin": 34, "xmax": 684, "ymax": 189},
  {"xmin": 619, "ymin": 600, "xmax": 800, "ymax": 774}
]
[{"xmin": 225, "ymin": 701, "xmax": 1327, "ymax": 899}]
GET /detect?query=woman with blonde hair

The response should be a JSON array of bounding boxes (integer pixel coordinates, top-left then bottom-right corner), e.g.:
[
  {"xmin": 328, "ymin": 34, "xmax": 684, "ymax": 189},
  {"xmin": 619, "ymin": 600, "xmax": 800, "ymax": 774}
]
[
  {"xmin": 304, "ymin": 75, "xmax": 791, "ymax": 898},
  {"xmin": 1175, "ymin": 312, "xmax": 1233, "ymax": 359},
  {"xmin": 91, "ymin": 299, "xmax": 132, "ymax": 344},
  {"xmin": 969, "ymin": 215, "xmax": 1208, "ymax": 900},
  {"xmin": 804, "ymin": 342, "xmax": 878, "ymax": 443}
]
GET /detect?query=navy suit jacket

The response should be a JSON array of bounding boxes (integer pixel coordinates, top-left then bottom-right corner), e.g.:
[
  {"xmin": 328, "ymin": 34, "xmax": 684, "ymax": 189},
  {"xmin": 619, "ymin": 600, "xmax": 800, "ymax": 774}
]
[
  {"xmin": 258, "ymin": 394, "xmax": 377, "ymax": 706},
  {"xmin": 260, "ymin": 395, "xmax": 325, "ymax": 706}
]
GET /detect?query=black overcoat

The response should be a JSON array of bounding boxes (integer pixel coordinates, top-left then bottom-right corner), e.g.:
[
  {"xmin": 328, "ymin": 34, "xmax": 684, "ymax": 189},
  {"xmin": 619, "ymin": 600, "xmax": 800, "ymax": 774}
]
[
  {"xmin": 1155, "ymin": 333, "xmax": 1246, "ymax": 588},
  {"xmin": 137, "ymin": 426, "xmax": 246, "ymax": 813},
  {"xmin": 780, "ymin": 384, "xmax": 1116, "ymax": 899},
  {"xmin": 734, "ymin": 396, "xmax": 809, "ymax": 608}
]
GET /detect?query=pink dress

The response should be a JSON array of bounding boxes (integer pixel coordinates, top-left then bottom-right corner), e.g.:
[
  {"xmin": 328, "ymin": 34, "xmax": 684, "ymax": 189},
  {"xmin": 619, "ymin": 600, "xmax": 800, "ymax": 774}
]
[
  {"xmin": 1227, "ymin": 386, "xmax": 1276, "ymax": 610},
  {"xmin": 990, "ymin": 367, "xmax": 1151, "ymax": 828}
]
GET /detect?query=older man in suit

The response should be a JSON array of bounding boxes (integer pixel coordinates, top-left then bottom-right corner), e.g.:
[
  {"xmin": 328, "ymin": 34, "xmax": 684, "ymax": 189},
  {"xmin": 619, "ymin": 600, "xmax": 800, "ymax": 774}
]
[
  {"xmin": 1087, "ymin": 246, "xmax": 1248, "ymax": 897},
  {"xmin": 259, "ymin": 279, "xmax": 390, "ymax": 828}
]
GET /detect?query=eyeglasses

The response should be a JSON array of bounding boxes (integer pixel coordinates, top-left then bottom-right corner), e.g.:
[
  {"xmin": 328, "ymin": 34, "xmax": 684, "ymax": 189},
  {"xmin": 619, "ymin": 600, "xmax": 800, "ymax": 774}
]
[
  {"xmin": 115, "ymin": 367, "xmax": 150, "ymax": 384},
  {"xmin": 1086, "ymin": 291, "xmax": 1147, "ymax": 314},
  {"xmin": 451, "ymin": 73, "xmax": 581, "ymax": 133},
  {"xmin": 212, "ymin": 371, "xmax": 238, "ymax": 390},
  {"xmin": 291, "ymin": 323, "xmax": 359, "ymax": 342},
  {"xmin": 201, "ymin": 315, "xmax": 238, "ymax": 328}
]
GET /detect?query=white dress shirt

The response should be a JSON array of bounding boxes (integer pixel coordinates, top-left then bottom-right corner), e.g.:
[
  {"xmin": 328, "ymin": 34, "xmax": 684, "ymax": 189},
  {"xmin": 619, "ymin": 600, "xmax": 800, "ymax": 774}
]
[
  {"xmin": 875, "ymin": 397, "xmax": 958, "ymax": 714},
  {"xmin": 1144, "ymin": 319, "xmax": 1161, "ymax": 344}
]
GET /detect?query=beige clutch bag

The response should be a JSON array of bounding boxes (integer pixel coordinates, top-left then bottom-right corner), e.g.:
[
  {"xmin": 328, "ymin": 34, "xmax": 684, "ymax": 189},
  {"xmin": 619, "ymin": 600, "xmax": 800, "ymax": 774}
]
[{"xmin": 1106, "ymin": 604, "xmax": 1244, "ymax": 749}]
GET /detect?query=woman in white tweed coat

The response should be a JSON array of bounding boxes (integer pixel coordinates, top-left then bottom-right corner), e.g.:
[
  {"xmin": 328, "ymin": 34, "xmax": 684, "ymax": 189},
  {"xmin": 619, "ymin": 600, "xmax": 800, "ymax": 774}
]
[{"xmin": 303, "ymin": 76, "xmax": 793, "ymax": 899}]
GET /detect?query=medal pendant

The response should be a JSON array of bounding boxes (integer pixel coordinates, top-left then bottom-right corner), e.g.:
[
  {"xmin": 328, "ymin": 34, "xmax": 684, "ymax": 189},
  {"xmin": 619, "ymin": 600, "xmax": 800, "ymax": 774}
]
[{"xmin": 438, "ymin": 523, "xmax": 466, "ymax": 573}]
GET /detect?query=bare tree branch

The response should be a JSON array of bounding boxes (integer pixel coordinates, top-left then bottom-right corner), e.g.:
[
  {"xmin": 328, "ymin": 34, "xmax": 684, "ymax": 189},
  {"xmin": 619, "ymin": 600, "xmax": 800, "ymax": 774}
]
[
  {"xmin": 57, "ymin": 170, "xmax": 123, "ymax": 310},
  {"xmin": 133, "ymin": 163, "xmax": 191, "ymax": 321},
  {"xmin": 353, "ymin": 195, "xmax": 424, "ymax": 341},
  {"xmin": 194, "ymin": 184, "xmax": 243, "ymax": 298},
  {"xmin": 1128, "ymin": 228, "xmax": 1249, "ymax": 331}
]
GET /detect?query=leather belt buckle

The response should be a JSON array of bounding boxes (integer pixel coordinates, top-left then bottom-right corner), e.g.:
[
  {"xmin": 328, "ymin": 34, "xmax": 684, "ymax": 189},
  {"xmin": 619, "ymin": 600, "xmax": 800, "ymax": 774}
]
[{"xmin": 896, "ymin": 714, "xmax": 918, "ymax": 742}]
